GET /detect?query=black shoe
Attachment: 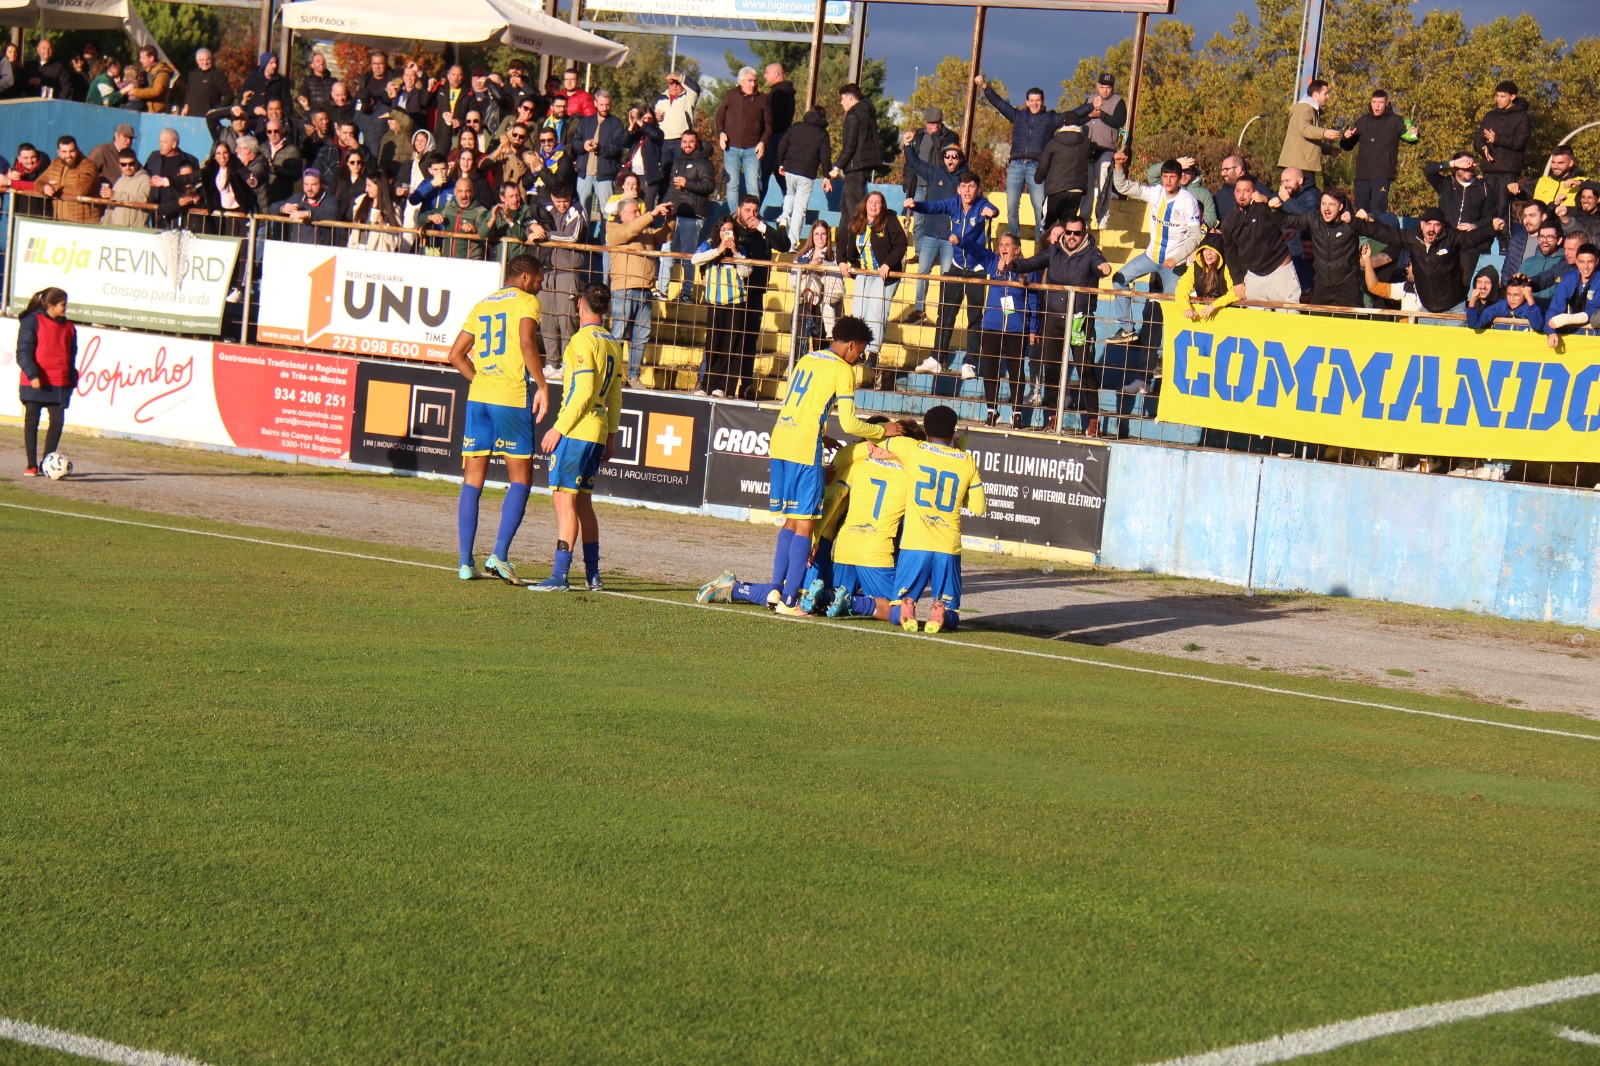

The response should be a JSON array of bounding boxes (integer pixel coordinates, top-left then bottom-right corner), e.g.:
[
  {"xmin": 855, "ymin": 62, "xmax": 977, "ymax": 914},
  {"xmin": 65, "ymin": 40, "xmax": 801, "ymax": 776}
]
[{"xmin": 898, "ymin": 307, "xmax": 928, "ymax": 325}]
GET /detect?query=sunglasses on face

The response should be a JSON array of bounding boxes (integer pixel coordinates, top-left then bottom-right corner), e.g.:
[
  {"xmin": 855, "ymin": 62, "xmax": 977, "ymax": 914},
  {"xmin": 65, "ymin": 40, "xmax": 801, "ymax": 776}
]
[{"xmin": 1064, "ymin": 228, "xmax": 1085, "ymax": 235}]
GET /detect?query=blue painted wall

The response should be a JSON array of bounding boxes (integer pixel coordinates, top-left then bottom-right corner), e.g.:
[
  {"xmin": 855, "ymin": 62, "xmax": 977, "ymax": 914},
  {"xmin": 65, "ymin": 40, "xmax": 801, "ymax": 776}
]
[
  {"xmin": 1102, "ymin": 445, "xmax": 1600, "ymax": 629},
  {"xmin": 0, "ymin": 99, "xmax": 213, "ymax": 167}
]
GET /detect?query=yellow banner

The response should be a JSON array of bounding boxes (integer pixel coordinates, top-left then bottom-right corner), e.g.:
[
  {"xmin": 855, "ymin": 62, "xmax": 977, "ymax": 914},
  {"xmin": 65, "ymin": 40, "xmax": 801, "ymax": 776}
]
[{"xmin": 1157, "ymin": 304, "xmax": 1600, "ymax": 462}]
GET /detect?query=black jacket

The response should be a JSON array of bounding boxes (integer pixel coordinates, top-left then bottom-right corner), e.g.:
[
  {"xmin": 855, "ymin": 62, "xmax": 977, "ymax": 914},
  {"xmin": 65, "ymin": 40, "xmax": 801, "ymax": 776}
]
[
  {"xmin": 1220, "ymin": 200, "xmax": 1290, "ymax": 283},
  {"xmin": 1474, "ymin": 98, "xmax": 1531, "ymax": 177},
  {"xmin": 899, "ymin": 124, "xmax": 957, "ymax": 195},
  {"xmin": 841, "ymin": 216, "xmax": 906, "ymax": 271},
  {"xmin": 182, "ymin": 67, "xmax": 233, "ymax": 117},
  {"xmin": 768, "ymin": 80, "xmax": 796, "ymax": 142},
  {"xmin": 834, "ymin": 99, "xmax": 881, "ymax": 175},
  {"xmin": 777, "ymin": 109, "xmax": 832, "ymax": 180},
  {"xmin": 1351, "ymin": 217, "xmax": 1499, "ymax": 312},
  {"xmin": 200, "ymin": 159, "xmax": 255, "ymax": 213},
  {"xmin": 734, "ymin": 218, "xmax": 793, "ymax": 292},
  {"xmin": 622, "ymin": 120, "xmax": 665, "ymax": 185},
  {"xmin": 665, "ymin": 143, "xmax": 716, "ymax": 218},
  {"xmin": 1013, "ymin": 234, "xmax": 1109, "ymax": 313},
  {"xmin": 1034, "ymin": 125, "xmax": 1092, "ymax": 197},
  {"xmin": 1276, "ymin": 208, "xmax": 1363, "ymax": 307},
  {"xmin": 1339, "ymin": 107, "xmax": 1405, "ymax": 182},
  {"xmin": 1423, "ymin": 163, "xmax": 1491, "ymax": 229},
  {"xmin": 571, "ymin": 113, "xmax": 627, "ymax": 182}
]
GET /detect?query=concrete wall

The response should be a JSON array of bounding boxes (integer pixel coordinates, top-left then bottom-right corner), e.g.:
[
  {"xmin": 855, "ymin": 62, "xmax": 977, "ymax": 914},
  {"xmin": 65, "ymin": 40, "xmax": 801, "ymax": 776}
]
[
  {"xmin": 0, "ymin": 99, "xmax": 212, "ymax": 168},
  {"xmin": 1101, "ymin": 445, "xmax": 1600, "ymax": 629}
]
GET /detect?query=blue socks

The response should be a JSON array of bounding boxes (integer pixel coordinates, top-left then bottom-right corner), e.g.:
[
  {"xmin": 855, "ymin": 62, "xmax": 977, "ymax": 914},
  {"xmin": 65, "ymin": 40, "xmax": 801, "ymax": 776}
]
[
  {"xmin": 771, "ymin": 527, "xmax": 795, "ymax": 584},
  {"xmin": 551, "ymin": 546, "xmax": 574, "ymax": 583},
  {"xmin": 732, "ymin": 581, "xmax": 778, "ymax": 605},
  {"xmin": 851, "ymin": 594, "xmax": 876, "ymax": 617},
  {"xmin": 457, "ymin": 484, "xmax": 483, "ymax": 566},
  {"xmin": 888, "ymin": 603, "xmax": 901, "ymax": 626},
  {"xmin": 582, "ymin": 541, "xmax": 600, "ymax": 582},
  {"xmin": 781, "ymin": 533, "xmax": 812, "ymax": 605},
  {"xmin": 492, "ymin": 482, "xmax": 530, "ymax": 560}
]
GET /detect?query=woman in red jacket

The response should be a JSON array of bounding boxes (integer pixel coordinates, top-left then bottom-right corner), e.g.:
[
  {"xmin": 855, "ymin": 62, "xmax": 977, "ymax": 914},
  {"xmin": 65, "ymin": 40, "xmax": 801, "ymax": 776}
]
[{"xmin": 16, "ymin": 286, "xmax": 77, "ymax": 476}]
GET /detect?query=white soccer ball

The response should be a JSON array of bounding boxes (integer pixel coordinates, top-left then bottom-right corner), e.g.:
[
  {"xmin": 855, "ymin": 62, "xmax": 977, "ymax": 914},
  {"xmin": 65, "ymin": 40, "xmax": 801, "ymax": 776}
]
[{"xmin": 41, "ymin": 452, "xmax": 72, "ymax": 480}]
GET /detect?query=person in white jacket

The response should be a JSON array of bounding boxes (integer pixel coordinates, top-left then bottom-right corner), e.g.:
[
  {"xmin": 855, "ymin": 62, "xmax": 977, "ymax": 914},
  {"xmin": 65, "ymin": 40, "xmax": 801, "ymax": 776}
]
[{"xmin": 1106, "ymin": 151, "xmax": 1203, "ymax": 342}]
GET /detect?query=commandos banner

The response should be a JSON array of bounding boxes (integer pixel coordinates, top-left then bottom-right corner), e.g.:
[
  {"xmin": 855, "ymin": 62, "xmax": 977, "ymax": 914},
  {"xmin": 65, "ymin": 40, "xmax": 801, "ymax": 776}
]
[{"xmin": 1159, "ymin": 304, "xmax": 1600, "ymax": 463}]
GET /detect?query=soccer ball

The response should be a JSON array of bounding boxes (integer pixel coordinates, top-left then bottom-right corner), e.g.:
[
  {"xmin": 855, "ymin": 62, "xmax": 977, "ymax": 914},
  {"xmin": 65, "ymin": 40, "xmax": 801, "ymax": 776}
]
[{"xmin": 41, "ymin": 452, "xmax": 72, "ymax": 480}]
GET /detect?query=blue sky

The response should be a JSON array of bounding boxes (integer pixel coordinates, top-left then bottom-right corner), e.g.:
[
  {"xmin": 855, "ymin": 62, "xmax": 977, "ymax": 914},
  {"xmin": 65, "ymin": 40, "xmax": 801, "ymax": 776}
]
[{"xmin": 674, "ymin": 1, "xmax": 1600, "ymax": 101}]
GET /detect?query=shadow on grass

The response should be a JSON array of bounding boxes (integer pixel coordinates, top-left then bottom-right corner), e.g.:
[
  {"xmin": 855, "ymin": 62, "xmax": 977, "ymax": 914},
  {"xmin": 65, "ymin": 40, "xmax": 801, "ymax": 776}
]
[{"xmin": 970, "ymin": 594, "xmax": 1308, "ymax": 646}]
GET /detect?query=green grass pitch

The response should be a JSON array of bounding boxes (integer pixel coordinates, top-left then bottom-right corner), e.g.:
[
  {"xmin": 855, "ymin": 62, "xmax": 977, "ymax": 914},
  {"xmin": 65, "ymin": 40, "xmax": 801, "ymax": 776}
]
[{"xmin": 1, "ymin": 492, "xmax": 1598, "ymax": 1064}]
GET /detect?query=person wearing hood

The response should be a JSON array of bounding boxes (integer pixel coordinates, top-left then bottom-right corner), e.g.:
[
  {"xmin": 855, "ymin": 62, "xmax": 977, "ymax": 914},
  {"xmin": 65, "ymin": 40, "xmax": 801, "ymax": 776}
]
[
  {"xmin": 1464, "ymin": 261, "xmax": 1503, "ymax": 318},
  {"xmin": 1012, "ymin": 218, "xmax": 1113, "ymax": 423},
  {"xmin": 1034, "ymin": 120, "xmax": 1091, "ymax": 229},
  {"xmin": 660, "ymin": 129, "xmax": 717, "ymax": 300},
  {"xmin": 240, "ymin": 54, "xmax": 292, "ymax": 120},
  {"xmin": 776, "ymin": 106, "xmax": 833, "ymax": 247},
  {"xmin": 1467, "ymin": 271, "xmax": 1544, "ymax": 332},
  {"xmin": 379, "ymin": 111, "xmax": 417, "ymax": 184},
  {"xmin": 1173, "ymin": 236, "xmax": 1238, "ymax": 321},
  {"xmin": 1349, "ymin": 206, "xmax": 1504, "ymax": 317},
  {"xmin": 897, "ymin": 141, "xmax": 966, "ymax": 326},
  {"xmin": 1277, "ymin": 79, "xmax": 1341, "ymax": 176},
  {"xmin": 1474, "ymin": 81, "xmax": 1530, "ymax": 217}
]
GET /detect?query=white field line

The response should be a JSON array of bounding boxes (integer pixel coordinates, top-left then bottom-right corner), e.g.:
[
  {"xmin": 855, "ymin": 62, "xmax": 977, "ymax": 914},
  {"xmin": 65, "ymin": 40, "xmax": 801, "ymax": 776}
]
[
  {"xmin": 1556, "ymin": 1026, "xmax": 1600, "ymax": 1046},
  {"xmin": 0, "ymin": 1016, "xmax": 209, "ymax": 1066},
  {"xmin": 5, "ymin": 500, "xmax": 1599, "ymax": 745},
  {"xmin": 1141, "ymin": 973, "xmax": 1600, "ymax": 1065}
]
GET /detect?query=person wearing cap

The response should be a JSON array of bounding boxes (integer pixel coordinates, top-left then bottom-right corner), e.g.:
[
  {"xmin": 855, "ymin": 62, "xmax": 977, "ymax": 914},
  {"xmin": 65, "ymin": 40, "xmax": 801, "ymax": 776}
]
[
  {"xmin": 102, "ymin": 150, "xmax": 154, "ymax": 228},
  {"xmin": 656, "ymin": 71, "xmax": 700, "ymax": 141},
  {"xmin": 181, "ymin": 48, "xmax": 233, "ymax": 118},
  {"xmin": 897, "ymin": 141, "xmax": 966, "ymax": 327},
  {"xmin": 278, "ymin": 166, "xmax": 341, "ymax": 244},
  {"xmin": 1349, "ymin": 205, "xmax": 1504, "ymax": 319},
  {"xmin": 974, "ymin": 72, "xmax": 1062, "ymax": 242},
  {"xmin": 87, "ymin": 123, "xmax": 136, "ymax": 188},
  {"xmin": 899, "ymin": 105, "xmax": 958, "ymax": 206},
  {"xmin": 1474, "ymin": 81, "xmax": 1530, "ymax": 218},
  {"xmin": 1278, "ymin": 78, "xmax": 1341, "ymax": 176},
  {"xmin": 1075, "ymin": 72, "xmax": 1125, "ymax": 229}
]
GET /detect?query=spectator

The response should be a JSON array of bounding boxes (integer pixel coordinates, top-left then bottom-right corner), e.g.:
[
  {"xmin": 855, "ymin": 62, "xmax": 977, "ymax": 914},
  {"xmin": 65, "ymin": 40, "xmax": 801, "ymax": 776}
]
[
  {"xmin": 830, "ymin": 83, "xmax": 880, "ymax": 225},
  {"xmin": 1220, "ymin": 179, "xmax": 1299, "ymax": 309},
  {"xmin": 391, "ymin": 63, "xmax": 433, "ymax": 136},
  {"xmin": 21, "ymin": 38, "xmax": 68, "ymax": 99},
  {"xmin": 601, "ymin": 171, "xmax": 646, "ymax": 221},
  {"xmin": 425, "ymin": 177, "xmax": 490, "ymax": 259},
  {"xmin": 528, "ymin": 126, "xmax": 576, "ymax": 202},
  {"xmin": 1035, "ymin": 120, "xmax": 1091, "ymax": 229},
  {"xmin": 1010, "ymin": 217, "xmax": 1112, "ymax": 422},
  {"xmin": 87, "ymin": 124, "xmax": 135, "ymax": 187},
  {"xmin": 1464, "ymin": 262, "xmax": 1501, "ymax": 317},
  {"xmin": 793, "ymin": 220, "xmax": 847, "ymax": 346},
  {"xmin": 761, "ymin": 62, "xmax": 796, "ymax": 201},
  {"xmin": 659, "ymin": 129, "xmax": 715, "ymax": 300},
  {"xmin": 1474, "ymin": 81, "xmax": 1530, "ymax": 217},
  {"xmin": 102, "ymin": 151, "xmax": 153, "ymax": 228},
  {"xmin": 207, "ymin": 104, "xmax": 254, "ymax": 156},
  {"xmin": 182, "ymin": 48, "xmax": 232, "ymax": 117},
  {"xmin": 1277, "ymin": 165, "xmax": 1320, "ymax": 288},
  {"xmin": 232, "ymin": 136, "xmax": 268, "ymax": 212},
  {"xmin": 356, "ymin": 51, "xmax": 394, "ymax": 119},
  {"xmin": 349, "ymin": 175, "xmax": 402, "ymax": 252},
  {"xmin": 1524, "ymin": 224, "xmax": 1575, "ymax": 304},
  {"xmin": 408, "ymin": 154, "xmax": 455, "ymax": 216},
  {"xmin": 500, "ymin": 61, "xmax": 537, "ymax": 116},
  {"xmin": 1423, "ymin": 152, "xmax": 1490, "ymax": 231},
  {"xmin": 607, "ymin": 198, "xmax": 676, "ymax": 386},
  {"xmin": 560, "ymin": 67, "xmax": 595, "ymax": 118},
  {"xmin": 777, "ymin": 107, "xmax": 832, "ymax": 247},
  {"xmin": 898, "ymin": 141, "xmax": 964, "ymax": 326},
  {"xmin": 335, "ymin": 121, "xmax": 371, "ymax": 174},
  {"xmin": 908, "ymin": 171, "xmax": 1000, "ymax": 377},
  {"xmin": 1350, "ymin": 207, "xmax": 1504, "ymax": 317},
  {"xmin": 974, "ymin": 73, "xmax": 1059, "ymax": 240},
  {"xmin": 6, "ymin": 143, "xmax": 47, "ymax": 191},
  {"xmin": 86, "ymin": 57, "xmax": 127, "ymax": 108},
  {"xmin": 727, "ymin": 193, "xmax": 791, "ymax": 398},
  {"xmin": 540, "ymin": 94, "xmax": 574, "ymax": 146},
  {"xmin": 1271, "ymin": 186, "xmax": 1363, "ymax": 307},
  {"xmin": 1338, "ymin": 89, "xmax": 1414, "ymax": 216},
  {"xmin": 1211, "ymin": 155, "xmax": 1250, "ymax": 224},
  {"xmin": 716, "ymin": 66, "xmax": 771, "ymax": 216},
  {"xmin": 693, "ymin": 216, "xmax": 753, "ymax": 397},
  {"xmin": 379, "ymin": 111, "xmax": 418, "ymax": 184},
  {"xmin": 240, "ymin": 53, "xmax": 291, "ymax": 120},
  {"xmin": 1558, "ymin": 182, "xmax": 1600, "ymax": 243},
  {"xmin": 396, "ymin": 127, "xmax": 433, "ymax": 219},
  {"xmin": 573, "ymin": 89, "xmax": 625, "ymax": 236},
  {"xmin": 839, "ymin": 189, "xmax": 906, "ymax": 381},
  {"xmin": 655, "ymin": 71, "xmax": 699, "ymax": 142},
  {"xmin": 0, "ymin": 42, "xmax": 13, "ymax": 100},
  {"xmin": 1108, "ymin": 153, "xmax": 1204, "ymax": 340},
  {"xmin": 619, "ymin": 105, "xmax": 663, "ymax": 206},
  {"xmin": 1467, "ymin": 272, "xmax": 1544, "ymax": 331},
  {"xmin": 497, "ymin": 98, "xmax": 540, "ymax": 148},
  {"xmin": 1502, "ymin": 199, "xmax": 1550, "ymax": 277},
  {"xmin": 261, "ymin": 120, "xmax": 304, "ymax": 205},
  {"xmin": 971, "ymin": 233, "xmax": 1038, "ymax": 427},
  {"xmin": 1144, "ymin": 158, "xmax": 1216, "ymax": 230},
  {"xmin": 486, "ymin": 181, "xmax": 534, "ymax": 247},
  {"xmin": 1076, "ymin": 72, "xmax": 1126, "ymax": 230},
  {"xmin": 156, "ymin": 161, "xmax": 205, "ymax": 228},
  {"xmin": 296, "ymin": 52, "xmax": 336, "ymax": 119},
  {"xmin": 200, "ymin": 141, "xmax": 252, "ymax": 214},
  {"xmin": 36, "ymin": 136, "xmax": 102, "ymax": 222},
  {"xmin": 466, "ymin": 69, "xmax": 504, "ymax": 140},
  {"xmin": 451, "ymin": 148, "xmax": 494, "ymax": 207},
  {"xmin": 1174, "ymin": 237, "xmax": 1238, "ymax": 320},
  {"xmin": 1543, "ymin": 243, "xmax": 1599, "ymax": 348},
  {"xmin": 1532, "ymin": 145, "xmax": 1586, "ymax": 214},
  {"xmin": 434, "ymin": 65, "xmax": 471, "ymax": 145},
  {"xmin": 61, "ymin": 51, "xmax": 88, "ymax": 102},
  {"xmin": 899, "ymin": 106, "xmax": 957, "ymax": 207},
  {"xmin": 1278, "ymin": 78, "xmax": 1340, "ymax": 176},
  {"xmin": 325, "ymin": 82, "xmax": 356, "ymax": 128},
  {"xmin": 533, "ymin": 185, "xmax": 585, "ymax": 380},
  {"xmin": 126, "ymin": 45, "xmax": 178, "ymax": 113},
  {"xmin": 277, "ymin": 166, "xmax": 340, "ymax": 243}
]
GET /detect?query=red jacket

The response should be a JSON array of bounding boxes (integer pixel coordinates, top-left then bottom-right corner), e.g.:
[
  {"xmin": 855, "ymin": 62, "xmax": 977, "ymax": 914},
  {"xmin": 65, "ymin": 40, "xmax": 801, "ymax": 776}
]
[{"xmin": 562, "ymin": 88, "xmax": 596, "ymax": 118}]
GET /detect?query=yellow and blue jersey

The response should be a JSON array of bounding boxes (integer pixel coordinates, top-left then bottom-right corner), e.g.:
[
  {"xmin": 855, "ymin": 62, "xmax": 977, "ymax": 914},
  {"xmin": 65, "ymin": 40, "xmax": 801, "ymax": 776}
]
[
  {"xmin": 552, "ymin": 323, "xmax": 624, "ymax": 445},
  {"xmin": 462, "ymin": 287, "xmax": 542, "ymax": 408},
  {"xmin": 770, "ymin": 350, "xmax": 883, "ymax": 466},
  {"xmin": 833, "ymin": 442, "xmax": 908, "ymax": 569},
  {"xmin": 887, "ymin": 436, "xmax": 986, "ymax": 555}
]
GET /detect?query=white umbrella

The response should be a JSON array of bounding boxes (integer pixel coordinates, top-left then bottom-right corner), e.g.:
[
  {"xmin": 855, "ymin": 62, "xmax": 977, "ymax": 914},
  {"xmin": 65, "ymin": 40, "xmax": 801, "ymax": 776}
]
[
  {"xmin": 0, "ymin": 0, "xmax": 128, "ymax": 28},
  {"xmin": 282, "ymin": 0, "xmax": 629, "ymax": 67}
]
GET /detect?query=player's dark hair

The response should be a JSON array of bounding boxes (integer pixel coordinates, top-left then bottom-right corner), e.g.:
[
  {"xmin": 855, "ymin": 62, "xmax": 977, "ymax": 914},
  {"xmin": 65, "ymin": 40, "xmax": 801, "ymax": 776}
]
[
  {"xmin": 924, "ymin": 404, "xmax": 958, "ymax": 441},
  {"xmin": 864, "ymin": 414, "xmax": 891, "ymax": 424},
  {"xmin": 579, "ymin": 282, "xmax": 611, "ymax": 314},
  {"xmin": 897, "ymin": 418, "xmax": 926, "ymax": 441},
  {"xmin": 956, "ymin": 171, "xmax": 980, "ymax": 187},
  {"xmin": 831, "ymin": 316, "xmax": 873, "ymax": 346},
  {"xmin": 505, "ymin": 254, "xmax": 542, "ymax": 281}
]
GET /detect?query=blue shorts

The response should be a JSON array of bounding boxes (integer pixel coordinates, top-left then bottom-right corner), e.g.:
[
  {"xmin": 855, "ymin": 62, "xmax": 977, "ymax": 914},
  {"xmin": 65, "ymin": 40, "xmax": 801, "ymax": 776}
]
[
  {"xmin": 550, "ymin": 436, "xmax": 605, "ymax": 493},
  {"xmin": 894, "ymin": 550, "xmax": 963, "ymax": 609},
  {"xmin": 833, "ymin": 562, "xmax": 896, "ymax": 600},
  {"xmin": 769, "ymin": 458, "xmax": 824, "ymax": 518},
  {"xmin": 463, "ymin": 400, "xmax": 533, "ymax": 458}
]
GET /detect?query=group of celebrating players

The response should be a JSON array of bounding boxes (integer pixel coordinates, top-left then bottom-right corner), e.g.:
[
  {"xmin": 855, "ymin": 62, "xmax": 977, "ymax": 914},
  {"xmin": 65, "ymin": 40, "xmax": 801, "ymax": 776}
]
[{"xmin": 450, "ymin": 260, "xmax": 986, "ymax": 630}]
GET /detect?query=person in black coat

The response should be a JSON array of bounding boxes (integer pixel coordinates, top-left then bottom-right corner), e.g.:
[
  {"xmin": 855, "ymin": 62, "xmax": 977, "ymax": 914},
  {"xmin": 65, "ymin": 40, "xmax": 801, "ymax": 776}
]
[
  {"xmin": 181, "ymin": 48, "xmax": 233, "ymax": 118},
  {"xmin": 830, "ymin": 84, "xmax": 881, "ymax": 224},
  {"xmin": 761, "ymin": 63, "xmax": 796, "ymax": 201},
  {"xmin": 240, "ymin": 53, "xmax": 292, "ymax": 120},
  {"xmin": 1474, "ymin": 81, "xmax": 1531, "ymax": 218},
  {"xmin": 200, "ymin": 142, "xmax": 255, "ymax": 217},
  {"xmin": 1338, "ymin": 89, "xmax": 1410, "ymax": 216},
  {"xmin": 1424, "ymin": 154, "xmax": 1491, "ymax": 231},
  {"xmin": 1350, "ymin": 207, "xmax": 1504, "ymax": 315},
  {"xmin": 776, "ymin": 108, "xmax": 832, "ymax": 247},
  {"xmin": 1013, "ymin": 221, "xmax": 1113, "ymax": 420},
  {"xmin": 1269, "ymin": 186, "xmax": 1364, "ymax": 307},
  {"xmin": 1033, "ymin": 121, "xmax": 1092, "ymax": 228}
]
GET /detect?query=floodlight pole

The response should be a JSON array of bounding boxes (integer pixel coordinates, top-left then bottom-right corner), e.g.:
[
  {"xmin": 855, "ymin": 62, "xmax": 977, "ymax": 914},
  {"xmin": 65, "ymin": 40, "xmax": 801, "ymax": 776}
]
[
  {"xmin": 1125, "ymin": 11, "xmax": 1149, "ymax": 145},
  {"xmin": 804, "ymin": 0, "xmax": 827, "ymax": 111},
  {"xmin": 258, "ymin": 0, "xmax": 271, "ymax": 57},
  {"xmin": 847, "ymin": 2, "xmax": 866, "ymax": 84},
  {"xmin": 960, "ymin": 5, "xmax": 986, "ymax": 157},
  {"xmin": 539, "ymin": 0, "xmax": 558, "ymax": 84}
]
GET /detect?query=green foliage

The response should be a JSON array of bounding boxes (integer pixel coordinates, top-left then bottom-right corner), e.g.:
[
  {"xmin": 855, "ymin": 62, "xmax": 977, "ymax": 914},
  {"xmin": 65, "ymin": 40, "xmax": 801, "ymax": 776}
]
[
  {"xmin": 904, "ymin": 56, "xmax": 1010, "ymax": 189},
  {"xmin": 129, "ymin": 0, "xmax": 221, "ymax": 67},
  {"xmin": 1061, "ymin": 0, "xmax": 1600, "ymax": 214}
]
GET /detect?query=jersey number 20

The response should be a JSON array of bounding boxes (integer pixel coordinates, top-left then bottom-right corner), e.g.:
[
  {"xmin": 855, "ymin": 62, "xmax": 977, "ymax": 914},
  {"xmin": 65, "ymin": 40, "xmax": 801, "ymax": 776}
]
[{"xmin": 915, "ymin": 466, "xmax": 960, "ymax": 513}]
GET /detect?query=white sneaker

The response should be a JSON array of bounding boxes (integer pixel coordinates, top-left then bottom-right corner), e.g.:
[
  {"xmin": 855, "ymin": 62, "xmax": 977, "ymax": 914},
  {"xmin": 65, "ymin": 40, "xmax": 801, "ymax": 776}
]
[
  {"xmin": 1027, "ymin": 386, "xmax": 1044, "ymax": 406},
  {"xmin": 545, "ymin": 363, "xmax": 563, "ymax": 381},
  {"xmin": 959, "ymin": 364, "xmax": 976, "ymax": 380},
  {"xmin": 711, "ymin": 389, "xmax": 726, "ymax": 397},
  {"xmin": 915, "ymin": 356, "xmax": 941, "ymax": 374},
  {"xmin": 693, "ymin": 388, "xmax": 707, "ymax": 396}
]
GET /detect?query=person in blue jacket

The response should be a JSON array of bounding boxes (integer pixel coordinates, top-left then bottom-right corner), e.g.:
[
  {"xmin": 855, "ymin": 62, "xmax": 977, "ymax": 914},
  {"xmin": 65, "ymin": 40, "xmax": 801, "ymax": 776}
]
[
  {"xmin": 1544, "ymin": 243, "xmax": 1599, "ymax": 349},
  {"xmin": 1466, "ymin": 271, "xmax": 1545, "ymax": 332},
  {"xmin": 907, "ymin": 172, "xmax": 999, "ymax": 377},
  {"xmin": 970, "ymin": 233, "xmax": 1039, "ymax": 427},
  {"xmin": 974, "ymin": 71, "xmax": 1061, "ymax": 242}
]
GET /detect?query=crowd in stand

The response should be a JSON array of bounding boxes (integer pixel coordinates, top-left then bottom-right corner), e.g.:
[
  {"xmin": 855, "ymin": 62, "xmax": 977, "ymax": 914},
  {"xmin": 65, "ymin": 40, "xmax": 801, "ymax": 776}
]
[{"xmin": 2, "ymin": 36, "xmax": 1598, "ymax": 427}]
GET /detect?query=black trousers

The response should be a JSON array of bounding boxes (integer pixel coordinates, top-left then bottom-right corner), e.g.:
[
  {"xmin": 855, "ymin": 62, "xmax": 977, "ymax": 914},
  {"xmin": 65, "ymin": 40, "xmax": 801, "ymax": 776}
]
[
  {"xmin": 23, "ymin": 402, "xmax": 64, "ymax": 468},
  {"xmin": 1353, "ymin": 178, "xmax": 1391, "ymax": 216},
  {"xmin": 977, "ymin": 329, "xmax": 1027, "ymax": 422},
  {"xmin": 935, "ymin": 267, "xmax": 986, "ymax": 360},
  {"xmin": 704, "ymin": 301, "xmax": 759, "ymax": 395},
  {"xmin": 1043, "ymin": 190, "xmax": 1084, "ymax": 230},
  {"xmin": 1037, "ymin": 309, "xmax": 1099, "ymax": 414},
  {"xmin": 839, "ymin": 170, "xmax": 869, "ymax": 226}
]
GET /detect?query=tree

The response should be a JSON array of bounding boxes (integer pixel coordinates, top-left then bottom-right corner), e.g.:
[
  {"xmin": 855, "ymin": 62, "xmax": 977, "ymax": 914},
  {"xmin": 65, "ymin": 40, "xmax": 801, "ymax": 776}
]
[
  {"xmin": 904, "ymin": 56, "xmax": 1011, "ymax": 189},
  {"xmin": 130, "ymin": 0, "xmax": 221, "ymax": 67}
]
